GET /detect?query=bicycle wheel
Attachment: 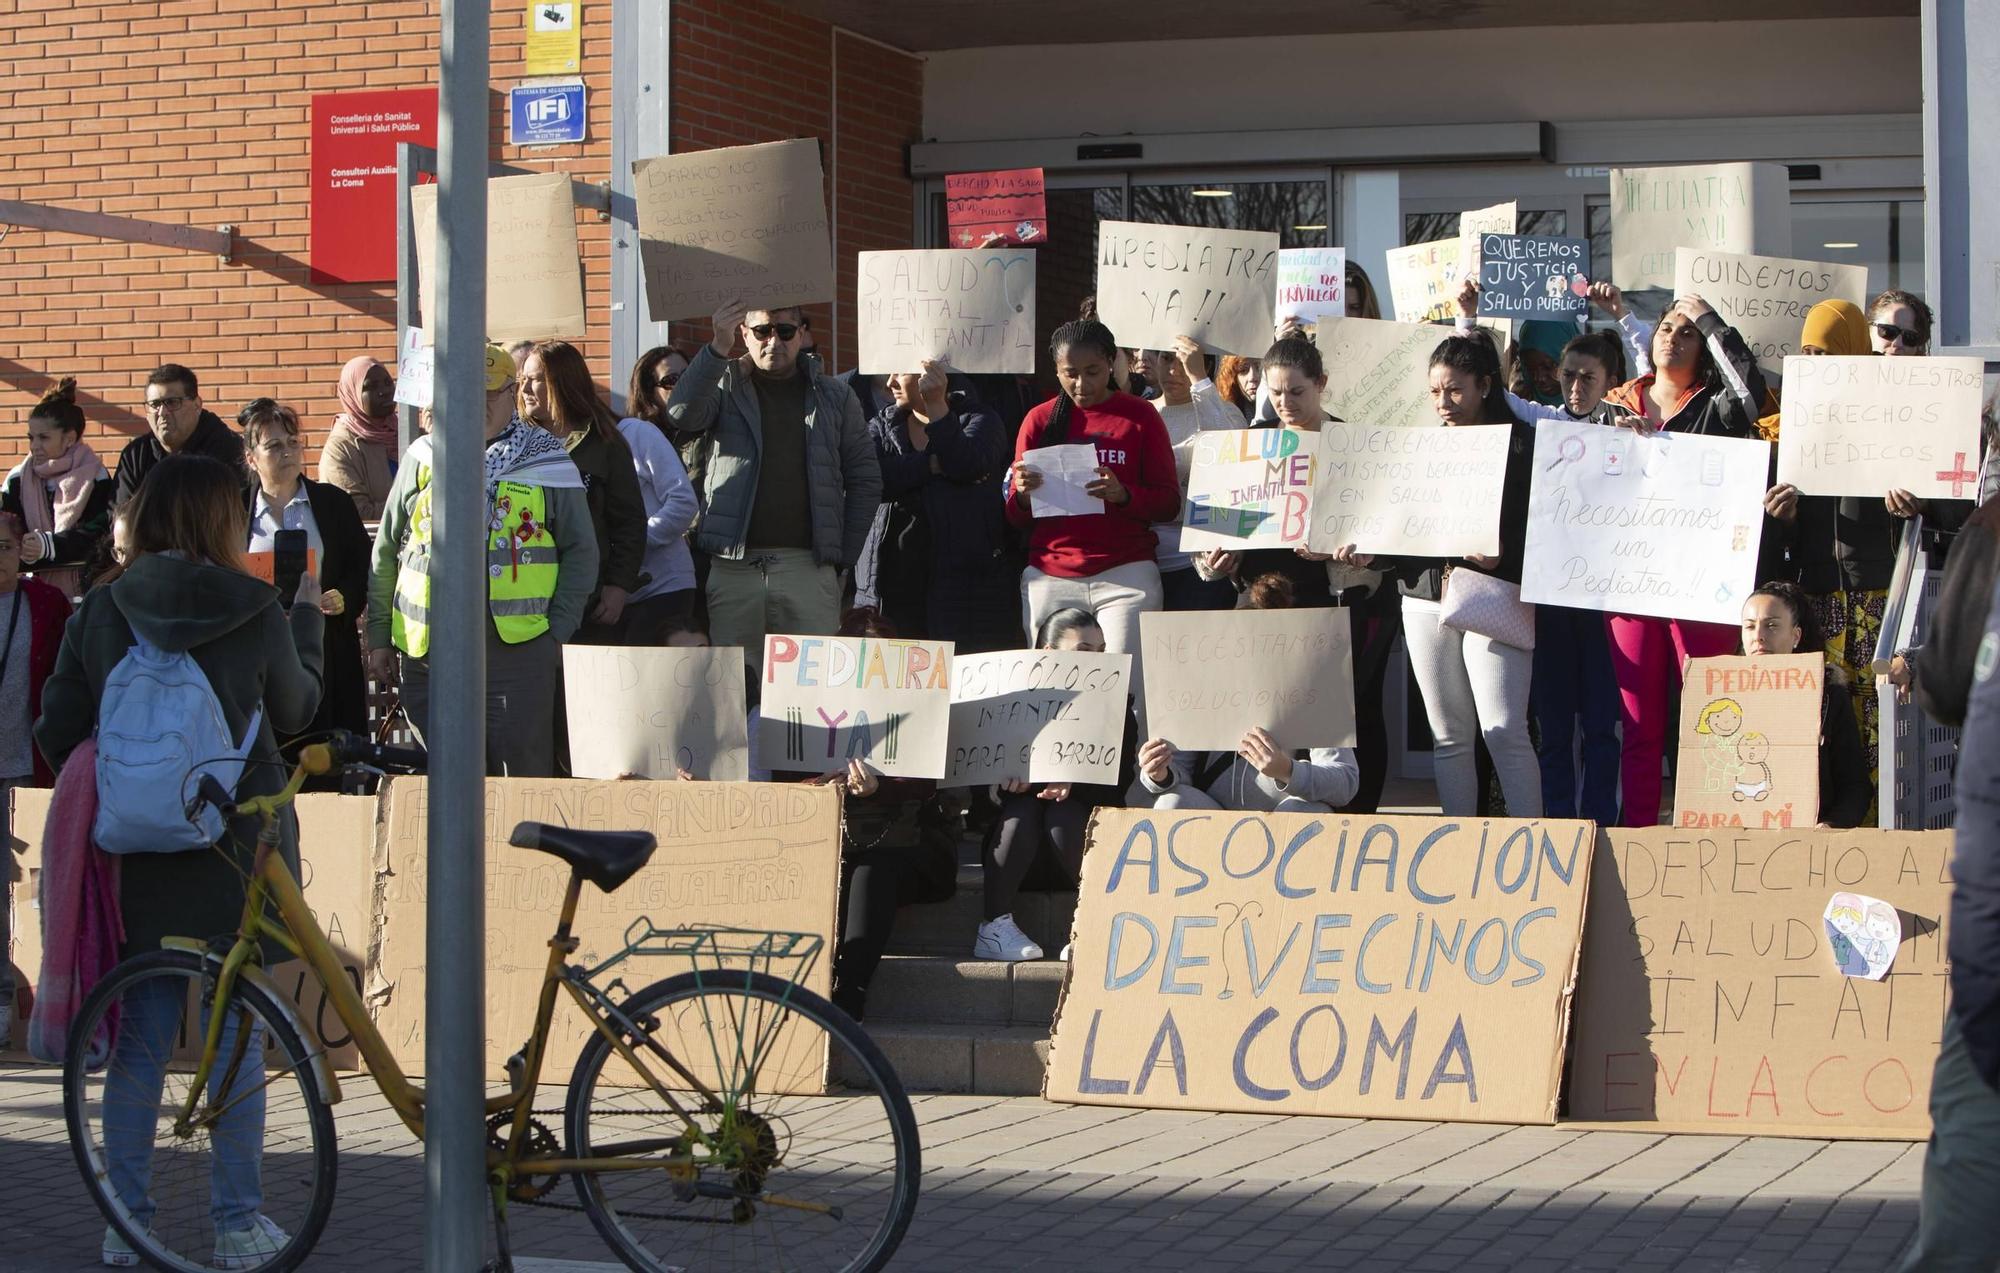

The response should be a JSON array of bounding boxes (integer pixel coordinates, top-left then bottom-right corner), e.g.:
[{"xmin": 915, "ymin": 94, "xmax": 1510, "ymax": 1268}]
[
  {"xmin": 564, "ymin": 970, "xmax": 920, "ymax": 1273},
  {"xmin": 63, "ymin": 949, "xmax": 337, "ymax": 1273}
]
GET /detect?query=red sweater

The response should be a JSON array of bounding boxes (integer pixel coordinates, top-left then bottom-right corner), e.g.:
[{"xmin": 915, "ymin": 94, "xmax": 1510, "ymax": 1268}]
[{"xmin": 1005, "ymin": 393, "xmax": 1180, "ymax": 578}]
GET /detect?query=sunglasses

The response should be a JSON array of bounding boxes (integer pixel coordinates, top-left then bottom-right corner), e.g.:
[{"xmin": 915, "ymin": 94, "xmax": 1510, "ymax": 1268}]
[
  {"xmin": 747, "ymin": 322, "xmax": 801, "ymax": 342},
  {"xmin": 658, "ymin": 371, "xmax": 681, "ymax": 388},
  {"xmin": 1873, "ymin": 322, "xmax": 1925, "ymax": 348}
]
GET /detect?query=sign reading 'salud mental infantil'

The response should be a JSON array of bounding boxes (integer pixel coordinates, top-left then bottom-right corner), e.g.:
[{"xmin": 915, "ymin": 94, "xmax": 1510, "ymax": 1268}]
[{"xmin": 310, "ymin": 89, "xmax": 438, "ymax": 284}]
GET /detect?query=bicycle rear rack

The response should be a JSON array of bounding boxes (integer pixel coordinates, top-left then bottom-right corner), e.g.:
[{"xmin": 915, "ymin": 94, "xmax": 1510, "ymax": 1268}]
[{"xmin": 580, "ymin": 921, "xmax": 826, "ymax": 999}]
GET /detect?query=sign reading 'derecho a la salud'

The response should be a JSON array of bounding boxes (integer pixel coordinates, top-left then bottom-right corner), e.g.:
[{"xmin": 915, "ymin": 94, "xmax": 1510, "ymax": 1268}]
[{"xmin": 1047, "ymin": 810, "xmax": 1597, "ymax": 1122}]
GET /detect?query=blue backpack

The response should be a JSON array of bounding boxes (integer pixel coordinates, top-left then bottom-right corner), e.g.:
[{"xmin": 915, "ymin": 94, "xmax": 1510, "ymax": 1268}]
[{"xmin": 93, "ymin": 639, "xmax": 262, "ymax": 854}]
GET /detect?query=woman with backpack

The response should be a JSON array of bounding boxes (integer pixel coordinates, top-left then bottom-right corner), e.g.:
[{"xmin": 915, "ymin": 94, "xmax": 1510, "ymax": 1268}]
[{"xmin": 34, "ymin": 453, "xmax": 325, "ymax": 1269}]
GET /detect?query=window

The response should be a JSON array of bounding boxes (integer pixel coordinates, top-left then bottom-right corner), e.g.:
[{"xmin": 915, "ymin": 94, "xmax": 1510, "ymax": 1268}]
[
  {"xmin": 1403, "ymin": 208, "xmax": 1567, "ymax": 244},
  {"xmin": 1128, "ymin": 179, "xmax": 1330, "ymax": 248}
]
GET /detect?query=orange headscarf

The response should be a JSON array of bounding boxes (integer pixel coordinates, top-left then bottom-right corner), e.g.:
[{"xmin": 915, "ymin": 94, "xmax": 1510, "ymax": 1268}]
[{"xmin": 1800, "ymin": 299, "xmax": 1870, "ymax": 357}]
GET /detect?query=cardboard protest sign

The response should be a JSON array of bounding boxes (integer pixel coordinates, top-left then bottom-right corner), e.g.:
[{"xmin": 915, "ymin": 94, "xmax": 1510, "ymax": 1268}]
[
  {"xmin": 372, "ymin": 778, "xmax": 840, "ymax": 1085},
  {"xmin": 1047, "ymin": 810, "xmax": 1597, "ymax": 1122},
  {"xmin": 856, "ymin": 249, "xmax": 1036, "ymax": 375},
  {"xmin": 1477, "ymin": 234, "xmax": 1589, "ymax": 321},
  {"xmin": 1094, "ymin": 220, "xmax": 1280, "ymax": 356},
  {"xmin": 1141, "ymin": 608, "xmax": 1355, "ymax": 752},
  {"xmin": 1775, "ymin": 355, "xmax": 1986, "ymax": 499},
  {"xmin": 1385, "ymin": 237, "xmax": 1463, "ymax": 323},
  {"xmin": 562, "ymin": 645, "xmax": 749, "ymax": 782},
  {"xmin": 1459, "ymin": 201, "xmax": 1516, "ymax": 264},
  {"xmin": 758, "ymin": 635, "xmax": 953, "ymax": 779},
  {"xmin": 1673, "ymin": 247, "xmax": 1869, "ymax": 375},
  {"xmin": 944, "ymin": 649, "xmax": 1132, "ymax": 789},
  {"xmin": 1610, "ymin": 162, "xmax": 1793, "ymax": 295},
  {"xmin": 1315, "ymin": 317, "xmax": 1442, "ymax": 431},
  {"xmin": 410, "ymin": 170, "xmax": 586, "ymax": 345},
  {"xmin": 1566, "ymin": 826, "xmax": 1952, "ymax": 1138},
  {"xmin": 632, "ymin": 139, "xmax": 834, "ymax": 321},
  {"xmin": 1673, "ymin": 655, "xmax": 1822, "ymax": 831},
  {"xmin": 1179, "ymin": 428, "xmax": 1316, "ymax": 551},
  {"xmin": 1522, "ymin": 418, "xmax": 1769, "ymax": 626},
  {"xmin": 1022, "ymin": 443, "xmax": 1103, "ymax": 518},
  {"xmin": 1274, "ymin": 247, "xmax": 1346, "ymax": 326},
  {"xmin": 6, "ymin": 789, "xmax": 377, "ymax": 1070},
  {"xmin": 1309, "ymin": 421, "xmax": 1510, "ymax": 558},
  {"xmin": 943, "ymin": 168, "xmax": 1047, "ymax": 248}
]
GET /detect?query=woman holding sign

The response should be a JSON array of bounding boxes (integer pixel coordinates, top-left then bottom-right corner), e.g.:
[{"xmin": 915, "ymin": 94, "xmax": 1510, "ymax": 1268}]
[
  {"xmin": 1134, "ymin": 572, "xmax": 1360, "ymax": 813},
  {"xmin": 1331, "ymin": 335, "xmax": 1541, "ymax": 818},
  {"xmin": 1737, "ymin": 581, "xmax": 1869, "ymax": 827},
  {"xmin": 976, "ymin": 608, "xmax": 1138, "ymax": 962},
  {"xmin": 869, "ymin": 359, "xmax": 1021, "ymax": 651},
  {"xmin": 1147, "ymin": 335, "xmax": 1244, "ymax": 612},
  {"xmin": 1007, "ymin": 319, "xmax": 1178, "ymax": 684},
  {"xmin": 1597, "ymin": 296, "xmax": 1770, "ymax": 825}
]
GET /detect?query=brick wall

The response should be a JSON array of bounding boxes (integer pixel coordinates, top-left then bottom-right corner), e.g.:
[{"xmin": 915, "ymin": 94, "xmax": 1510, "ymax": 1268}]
[
  {"xmin": 665, "ymin": 1, "xmax": 922, "ymax": 371},
  {"xmin": 0, "ymin": 0, "xmax": 921, "ymax": 479}
]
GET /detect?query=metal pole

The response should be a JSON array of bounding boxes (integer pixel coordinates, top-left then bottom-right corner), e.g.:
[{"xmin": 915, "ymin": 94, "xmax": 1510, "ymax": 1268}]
[
  {"xmin": 426, "ymin": 0, "xmax": 489, "ymax": 1264},
  {"xmin": 395, "ymin": 141, "xmax": 420, "ymax": 455},
  {"xmin": 609, "ymin": 0, "xmax": 672, "ymax": 414}
]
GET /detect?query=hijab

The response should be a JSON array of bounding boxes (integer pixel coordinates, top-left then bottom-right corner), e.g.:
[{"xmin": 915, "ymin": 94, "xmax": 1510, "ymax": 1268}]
[
  {"xmin": 1801, "ymin": 300, "xmax": 1870, "ymax": 357},
  {"xmin": 334, "ymin": 355, "xmax": 400, "ymax": 448}
]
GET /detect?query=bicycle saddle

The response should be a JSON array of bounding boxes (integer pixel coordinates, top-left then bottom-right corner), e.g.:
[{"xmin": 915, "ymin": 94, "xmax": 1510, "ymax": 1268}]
[{"xmin": 510, "ymin": 822, "xmax": 658, "ymax": 892}]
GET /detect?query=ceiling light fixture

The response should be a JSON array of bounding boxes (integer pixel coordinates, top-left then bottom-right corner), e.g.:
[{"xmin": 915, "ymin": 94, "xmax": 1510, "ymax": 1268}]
[
  {"xmin": 1190, "ymin": 189, "xmax": 1233, "ymax": 198},
  {"xmin": 1823, "ymin": 241, "xmax": 1860, "ymax": 249},
  {"xmin": 1293, "ymin": 224, "xmax": 1328, "ymax": 231}
]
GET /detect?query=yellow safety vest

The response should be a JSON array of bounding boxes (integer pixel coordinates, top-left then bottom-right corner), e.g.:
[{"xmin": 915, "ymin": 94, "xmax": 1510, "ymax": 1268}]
[{"xmin": 391, "ymin": 466, "xmax": 560, "ymax": 657}]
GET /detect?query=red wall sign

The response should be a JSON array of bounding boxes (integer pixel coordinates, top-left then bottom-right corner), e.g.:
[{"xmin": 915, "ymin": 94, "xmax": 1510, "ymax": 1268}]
[{"xmin": 310, "ymin": 89, "xmax": 440, "ymax": 285}]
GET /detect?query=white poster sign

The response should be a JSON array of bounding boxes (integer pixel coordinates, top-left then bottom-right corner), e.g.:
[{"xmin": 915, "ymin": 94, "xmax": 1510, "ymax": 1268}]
[
  {"xmin": 392, "ymin": 326, "xmax": 433, "ymax": 409},
  {"xmin": 1314, "ymin": 317, "xmax": 1442, "ymax": 431},
  {"xmin": 1610, "ymin": 162, "xmax": 1793, "ymax": 295},
  {"xmin": 944, "ymin": 649, "xmax": 1132, "ymax": 789},
  {"xmin": 1021, "ymin": 443, "xmax": 1103, "ymax": 518},
  {"xmin": 1775, "ymin": 355, "xmax": 1987, "ymax": 499},
  {"xmin": 1385, "ymin": 237, "xmax": 1463, "ymax": 324},
  {"xmin": 1674, "ymin": 247, "xmax": 1870, "ymax": 374},
  {"xmin": 562, "ymin": 645, "xmax": 749, "ymax": 781},
  {"xmin": 1273, "ymin": 247, "xmax": 1346, "ymax": 326},
  {"xmin": 1094, "ymin": 220, "xmax": 1280, "ymax": 356},
  {"xmin": 856, "ymin": 249, "xmax": 1036, "ymax": 374},
  {"xmin": 1141, "ymin": 609, "xmax": 1356, "ymax": 752},
  {"xmin": 1521, "ymin": 417, "xmax": 1770, "ymax": 625},
  {"xmin": 758, "ymin": 635, "xmax": 953, "ymax": 779},
  {"xmin": 1178, "ymin": 428, "xmax": 1316, "ymax": 551},
  {"xmin": 1308, "ymin": 421, "xmax": 1511, "ymax": 558}
]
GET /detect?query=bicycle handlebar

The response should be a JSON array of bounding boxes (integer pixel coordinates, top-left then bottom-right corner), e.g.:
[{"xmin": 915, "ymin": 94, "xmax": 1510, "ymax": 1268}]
[{"xmin": 190, "ymin": 732, "xmax": 429, "ymax": 825}]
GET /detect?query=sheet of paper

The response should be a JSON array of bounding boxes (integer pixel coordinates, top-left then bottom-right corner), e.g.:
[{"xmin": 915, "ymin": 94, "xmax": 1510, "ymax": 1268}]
[
  {"xmin": 943, "ymin": 649, "xmax": 1132, "ymax": 788},
  {"xmin": 1673, "ymin": 247, "xmax": 1869, "ymax": 375},
  {"xmin": 1308, "ymin": 421, "xmax": 1510, "ymax": 558},
  {"xmin": 943, "ymin": 168, "xmax": 1047, "ymax": 248},
  {"xmin": 1315, "ymin": 317, "xmax": 1442, "ymax": 430},
  {"xmin": 757, "ymin": 635, "xmax": 954, "ymax": 779},
  {"xmin": 1094, "ymin": 220, "xmax": 1280, "ymax": 356},
  {"xmin": 1178, "ymin": 428, "xmax": 1315, "ymax": 551},
  {"xmin": 856, "ymin": 249, "xmax": 1036, "ymax": 375},
  {"xmin": 1824, "ymin": 892, "xmax": 1903, "ymax": 981},
  {"xmin": 1610, "ymin": 162, "xmax": 1793, "ymax": 295},
  {"xmin": 1023, "ymin": 443, "xmax": 1104, "ymax": 519},
  {"xmin": 562, "ymin": 645, "xmax": 749, "ymax": 781},
  {"xmin": 1274, "ymin": 247, "xmax": 1346, "ymax": 326},
  {"xmin": 1140, "ymin": 608, "xmax": 1356, "ymax": 752},
  {"xmin": 392, "ymin": 326, "xmax": 433, "ymax": 409}
]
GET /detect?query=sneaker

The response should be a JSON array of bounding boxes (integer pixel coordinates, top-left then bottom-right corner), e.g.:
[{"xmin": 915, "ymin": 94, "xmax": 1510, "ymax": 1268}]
[
  {"xmin": 214, "ymin": 1214, "xmax": 289, "ymax": 1270},
  {"xmin": 102, "ymin": 1225, "xmax": 142, "ymax": 1267},
  {"xmin": 974, "ymin": 914, "xmax": 1044, "ymax": 962}
]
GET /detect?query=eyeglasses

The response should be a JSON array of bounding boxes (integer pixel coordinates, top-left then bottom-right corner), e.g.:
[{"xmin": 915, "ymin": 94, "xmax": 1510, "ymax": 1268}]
[
  {"xmin": 747, "ymin": 323, "xmax": 801, "ymax": 342},
  {"xmin": 658, "ymin": 372, "xmax": 681, "ymax": 388},
  {"xmin": 1873, "ymin": 322, "xmax": 1925, "ymax": 348},
  {"xmin": 144, "ymin": 396, "xmax": 190, "ymax": 414}
]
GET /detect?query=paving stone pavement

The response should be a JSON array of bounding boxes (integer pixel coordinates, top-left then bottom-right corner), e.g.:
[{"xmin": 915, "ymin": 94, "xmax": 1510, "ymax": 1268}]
[{"xmin": 0, "ymin": 1060, "xmax": 1922, "ymax": 1270}]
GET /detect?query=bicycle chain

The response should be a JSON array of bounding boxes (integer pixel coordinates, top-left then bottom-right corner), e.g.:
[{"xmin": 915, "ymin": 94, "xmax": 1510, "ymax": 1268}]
[{"xmin": 510, "ymin": 1107, "xmax": 739, "ymax": 1225}]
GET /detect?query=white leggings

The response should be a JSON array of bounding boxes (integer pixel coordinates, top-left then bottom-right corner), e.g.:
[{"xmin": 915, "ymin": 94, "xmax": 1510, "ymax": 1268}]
[{"xmin": 1400, "ymin": 596, "xmax": 1542, "ymax": 817}]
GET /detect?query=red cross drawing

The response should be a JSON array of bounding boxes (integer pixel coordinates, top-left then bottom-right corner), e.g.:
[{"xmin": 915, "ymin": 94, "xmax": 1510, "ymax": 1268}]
[{"xmin": 1936, "ymin": 451, "xmax": 1978, "ymax": 497}]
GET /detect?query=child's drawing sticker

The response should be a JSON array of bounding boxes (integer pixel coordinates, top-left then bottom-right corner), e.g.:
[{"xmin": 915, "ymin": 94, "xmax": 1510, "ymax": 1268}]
[{"xmin": 1823, "ymin": 891, "xmax": 1901, "ymax": 981}]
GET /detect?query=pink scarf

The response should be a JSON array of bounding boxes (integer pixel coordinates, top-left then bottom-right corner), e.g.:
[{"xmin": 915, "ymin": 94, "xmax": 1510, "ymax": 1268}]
[
  {"xmin": 334, "ymin": 354, "xmax": 400, "ymax": 448},
  {"xmin": 12, "ymin": 440, "xmax": 106, "ymax": 536},
  {"xmin": 28, "ymin": 738, "xmax": 124, "ymax": 1066}
]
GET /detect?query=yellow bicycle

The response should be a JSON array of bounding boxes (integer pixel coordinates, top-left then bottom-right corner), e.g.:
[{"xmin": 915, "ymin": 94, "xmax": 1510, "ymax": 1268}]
[{"xmin": 61, "ymin": 733, "xmax": 921, "ymax": 1272}]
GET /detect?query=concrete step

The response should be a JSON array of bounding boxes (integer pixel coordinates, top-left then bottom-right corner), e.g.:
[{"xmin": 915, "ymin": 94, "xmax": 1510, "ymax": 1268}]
[
  {"xmin": 887, "ymin": 864, "xmax": 1077, "ymax": 959},
  {"xmin": 839, "ymin": 1021, "xmax": 1051, "ymax": 1096},
  {"xmin": 861, "ymin": 953, "xmax": 1067, "ymax": 1029}
]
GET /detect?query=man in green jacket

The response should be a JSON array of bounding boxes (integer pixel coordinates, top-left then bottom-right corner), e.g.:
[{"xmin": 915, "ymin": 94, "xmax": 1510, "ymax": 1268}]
[{"xmin": 366, "ymin": 344, "xmax": 598, "ymax": 776}]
